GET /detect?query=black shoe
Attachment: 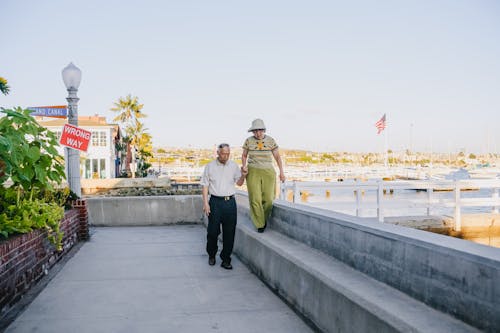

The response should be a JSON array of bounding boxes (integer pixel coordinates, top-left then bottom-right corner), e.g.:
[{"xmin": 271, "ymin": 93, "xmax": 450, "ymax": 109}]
[
  {"xmin": 257, "ymin": 228, "xmax": 265, "ymax": 233},
  {"xmin": 221, "ymin": 261, "xmax": 233, "ymax": 270},
  {"xmin": 208, "ymin": 257, "xmax": 216, "ymax": 266}
]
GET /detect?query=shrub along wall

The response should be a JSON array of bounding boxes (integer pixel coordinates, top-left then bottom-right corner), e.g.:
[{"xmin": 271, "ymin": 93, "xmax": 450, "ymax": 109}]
[{"xmin": 0, "ymin": 200, "xmax": 88, "ymax": 316}]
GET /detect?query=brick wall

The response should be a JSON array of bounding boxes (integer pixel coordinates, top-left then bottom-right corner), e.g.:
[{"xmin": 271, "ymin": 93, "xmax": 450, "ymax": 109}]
[{"xmin": 0, "ymin": 200, "xmax": 88, "ymax": 315}]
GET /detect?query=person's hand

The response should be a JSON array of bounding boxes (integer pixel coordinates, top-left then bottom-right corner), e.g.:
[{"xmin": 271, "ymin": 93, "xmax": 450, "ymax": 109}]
[
  {"xmin": 279, "ymin": 172, "xmax": 286, "ymax": 183},
  {"xmin": 241, "ymin": 166, "xmax": 248, "ymax": 177},
  {"xmin": 203, "ymin": 203, "xmax": 210, "ymax": 216}
]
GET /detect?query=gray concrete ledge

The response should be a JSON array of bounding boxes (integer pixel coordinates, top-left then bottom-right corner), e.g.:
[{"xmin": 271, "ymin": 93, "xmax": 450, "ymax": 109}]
[
  {"xmin": 234, "ymin": 195, "xmax": 478, "ymax": 333},
  {"xmin": 86, "ymin": 195, "xmax": 203, "ymax": 226},
  {"xmin": 266, "ymin": 198, "xmax": 500, "ymax": 331}
]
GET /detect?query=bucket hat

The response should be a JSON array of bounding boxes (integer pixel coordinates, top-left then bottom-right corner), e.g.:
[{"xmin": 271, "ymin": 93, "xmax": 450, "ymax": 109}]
[{"xmin": 248, "ymin": 119, "xmax": 266, "ymax": 132}]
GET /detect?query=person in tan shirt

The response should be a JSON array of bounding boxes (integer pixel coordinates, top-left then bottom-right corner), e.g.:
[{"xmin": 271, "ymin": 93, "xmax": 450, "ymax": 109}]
[{"xmin": 200, "ymin": 143, "xmax": 247, "ymax": 269}]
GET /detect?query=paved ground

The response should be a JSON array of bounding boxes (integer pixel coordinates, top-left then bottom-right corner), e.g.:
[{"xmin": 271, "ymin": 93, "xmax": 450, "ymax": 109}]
[{"xmin": 5, "ymin": 225, "xmax": 312, "ymax": 333}]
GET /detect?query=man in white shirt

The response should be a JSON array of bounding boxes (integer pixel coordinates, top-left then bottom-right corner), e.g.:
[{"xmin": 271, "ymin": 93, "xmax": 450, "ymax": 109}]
[{"xmin": 200, "ymin": 143, "xmax": 247, "ymax": 269}]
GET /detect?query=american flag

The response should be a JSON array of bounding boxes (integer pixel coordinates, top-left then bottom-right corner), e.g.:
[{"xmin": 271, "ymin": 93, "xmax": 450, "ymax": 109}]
[{"xmin": 375, "ymin": 114, "xmax": 386, "ymax": 134}]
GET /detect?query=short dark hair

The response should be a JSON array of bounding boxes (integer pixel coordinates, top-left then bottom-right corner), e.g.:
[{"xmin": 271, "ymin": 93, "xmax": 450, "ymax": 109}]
[{"xmin": 218, "ymin": 143, "xmax": 229, "ymax": 149}]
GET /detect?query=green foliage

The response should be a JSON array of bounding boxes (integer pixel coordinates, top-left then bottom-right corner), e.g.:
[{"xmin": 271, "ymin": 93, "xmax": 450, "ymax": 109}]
[
  {"xmin": 0, "ymin": 76, "xmax": 10, "ymax": 95},
  {"xmin": 138, "ymin": 162, "xmax": 152, "ymax": 177},
  {"xmin": 110, "ymin": 95, "xmax": 152, "ymax": 177},
  {"xmin": 0, "ymin": 188, "xmax": 64, "ymax": 248},
  {"xmin": 0, "ymin": 107, "xmax": 66, "ymax": 189},
  {"xmin": 0, "ymin": 107, "xmax": 68, "ymax": 249}
]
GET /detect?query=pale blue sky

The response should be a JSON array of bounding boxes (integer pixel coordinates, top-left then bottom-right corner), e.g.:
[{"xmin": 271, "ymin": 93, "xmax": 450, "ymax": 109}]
[{"xmin": 1, "ymin": 0, "xmax": 499, "ymax": 153}]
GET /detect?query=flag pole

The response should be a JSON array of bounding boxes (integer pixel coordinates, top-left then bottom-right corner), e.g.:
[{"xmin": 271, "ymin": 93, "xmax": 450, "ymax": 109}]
[
  {"xmin": 384, "ymin": 127, "xmax": 388, "ymax": 168},
  {"xmin": 375, "ymin": 113, "xmax": 387, "ymax": 169}
]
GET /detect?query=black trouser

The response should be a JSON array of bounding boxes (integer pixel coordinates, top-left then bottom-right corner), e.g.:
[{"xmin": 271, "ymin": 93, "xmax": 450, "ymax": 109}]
[{"xmin": 206, "ymin": 195, "xmax": 237, "ymax": 263}]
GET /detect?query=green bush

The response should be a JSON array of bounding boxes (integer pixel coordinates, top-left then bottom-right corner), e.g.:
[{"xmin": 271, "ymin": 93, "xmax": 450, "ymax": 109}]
[{"xmin": 0, "ymin": 107, "xmax": 69, "ymax": 250}]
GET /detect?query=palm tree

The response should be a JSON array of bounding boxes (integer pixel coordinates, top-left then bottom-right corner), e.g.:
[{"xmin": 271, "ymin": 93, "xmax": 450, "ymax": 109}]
[
  {"xmin": 125, "ymin": 121, "xmax": 153, "ymax": 177},
  {"xmin": 110, "ymin": 94, "xmax": 146, "ymax": 125},
  {"xmin": 110, "ymin": 95, "xmax": 150, "ymax": 177},
  {"xmin": 0, "ymin": 77, "xmax": 10, "ymax": 95}
]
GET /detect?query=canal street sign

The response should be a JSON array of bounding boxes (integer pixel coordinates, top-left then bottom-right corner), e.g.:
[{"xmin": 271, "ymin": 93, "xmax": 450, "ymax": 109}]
[
  {"xmin": 28, "ymin": 105, "xmax": 67, "ymax": 118},
  {"xmin": 59, "ymin": 124, "xmax": 91, "ymax": 152}
]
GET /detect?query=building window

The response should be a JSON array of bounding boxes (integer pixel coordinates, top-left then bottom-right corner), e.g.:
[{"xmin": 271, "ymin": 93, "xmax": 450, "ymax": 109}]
[
  {"xmin": 82, "ymin": 158, "xmax": 107, "ymax": 179},
  {"xmin": 92, "ymin": 131, "xmax": 99, "ymax": 146},
  {"xmin": 92, "ymin": 159, "xmax": 98, "ymax": 178},
  {"xmin": 99, "ymin": 132, "xmax": 107, "ymax": 147},
  {"xmin": 100, "ymin": 159, "xmax": 106, "ymax": 178},
  {"xmin": 91, "ymin": 131, "xmax": 108, "ymax": 147},
  {"xmin": 85, "ymin": 159, "xmax": 91, "ymax": 179}
]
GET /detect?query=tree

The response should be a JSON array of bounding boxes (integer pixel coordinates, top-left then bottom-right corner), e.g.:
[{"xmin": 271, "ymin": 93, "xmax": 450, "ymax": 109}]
[
  {"xmin": 110, "ymin": 95, "xmax": 151, "ymax": 177},
  {"xmin": 0, "ymin": 77, "xmax": 10, "ymax": 95},
  {"xmin": 110, "ymin": 94, "xmax": 146, "ymax": 127}
]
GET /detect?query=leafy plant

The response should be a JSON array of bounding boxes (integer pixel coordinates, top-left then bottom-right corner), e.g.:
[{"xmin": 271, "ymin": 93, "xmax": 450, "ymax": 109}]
[
  {"xmin": 0, "ymin": 107, "xmax": 68, "ymax": 249},
  {"xmin": 0, "ymin": 76, "xmax": 10, "ymax": 95},
  {"xmin": 0, "ymin": 107, "xmax": 66, "ymax": 190}
]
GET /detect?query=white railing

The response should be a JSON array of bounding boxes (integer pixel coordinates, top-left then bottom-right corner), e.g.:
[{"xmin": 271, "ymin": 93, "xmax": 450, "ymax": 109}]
[{"xmin": 279, "ymin": 179, "xmax": 500, "ymax": 231}]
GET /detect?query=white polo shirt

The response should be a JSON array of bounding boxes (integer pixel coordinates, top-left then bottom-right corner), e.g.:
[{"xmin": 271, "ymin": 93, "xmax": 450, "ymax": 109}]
[{"xmin": 200, "ymin": 159, "xmax": 241, "ymax": 197}]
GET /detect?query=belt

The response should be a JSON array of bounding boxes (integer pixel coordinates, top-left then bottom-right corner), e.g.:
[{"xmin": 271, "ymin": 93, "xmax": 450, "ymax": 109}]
[{"xmin": 210, "ymin": 195, "xmax": 235, "ymax": 201}]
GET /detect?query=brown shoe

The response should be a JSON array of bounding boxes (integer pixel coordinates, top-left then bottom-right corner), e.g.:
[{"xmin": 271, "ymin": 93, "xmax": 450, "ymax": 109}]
[{"xmin": 208, "ymin": 257, "xmax": 216, "ymax": 266}]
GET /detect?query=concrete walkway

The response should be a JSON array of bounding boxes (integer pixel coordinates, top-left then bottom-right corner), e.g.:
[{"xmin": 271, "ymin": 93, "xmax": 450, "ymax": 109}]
[{"xmin": 6, "ymin": 226, "xmax": 313, "ymax": 333}]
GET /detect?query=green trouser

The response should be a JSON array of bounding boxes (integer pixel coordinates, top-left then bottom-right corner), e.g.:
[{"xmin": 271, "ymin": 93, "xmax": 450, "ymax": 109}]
[{"xmin": 247, "ymin": 167, "xmax": 276, "ymax": 229}]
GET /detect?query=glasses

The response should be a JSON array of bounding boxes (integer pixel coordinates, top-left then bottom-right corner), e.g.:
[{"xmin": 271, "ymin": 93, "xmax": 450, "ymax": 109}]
[
  {"xmin": 218, "ymin": 143, "xmax": 229, "ymax": 149},
  {"xmin": 252, "ymin": 129, "xmax": 265, "ymax": 132}
]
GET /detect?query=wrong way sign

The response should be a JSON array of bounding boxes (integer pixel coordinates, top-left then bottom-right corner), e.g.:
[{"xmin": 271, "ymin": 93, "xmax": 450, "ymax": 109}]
[{"xmin": 59, "ymin": 124, "xmax": 92, "ymax": 152}]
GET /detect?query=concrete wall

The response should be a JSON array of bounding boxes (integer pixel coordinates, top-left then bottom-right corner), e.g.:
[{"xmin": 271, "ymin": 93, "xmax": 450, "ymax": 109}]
[
  {"xmin": 268, "ymin": 198, "xmax": 500, "ymax": 332},
  {"xmin": 86, "ymin": 196, "xmax": 203, "ymax": 226}
]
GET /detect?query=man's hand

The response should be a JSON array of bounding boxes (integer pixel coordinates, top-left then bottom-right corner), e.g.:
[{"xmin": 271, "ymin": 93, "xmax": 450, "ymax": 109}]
[
  {"xmin": 241, "ymin": 166, "xmax": 248, "ymax": 177},
  {"xmin": 203, "ymin": 202, "xmax": 211, "ymax": 216}
]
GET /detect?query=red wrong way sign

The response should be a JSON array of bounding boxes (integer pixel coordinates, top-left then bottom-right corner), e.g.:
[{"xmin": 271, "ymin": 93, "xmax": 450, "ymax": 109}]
[{"xmin": 59, "ymin": 124, "xmax": 92, "ymax": 152}]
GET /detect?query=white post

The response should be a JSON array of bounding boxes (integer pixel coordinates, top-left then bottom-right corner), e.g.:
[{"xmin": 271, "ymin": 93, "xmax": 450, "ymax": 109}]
[
  {"xmin": 377, "ymin": 181, "xmax": 384, "ymax": 222},
  {"xmin": 427, "ymin": 187, "xmax": 433, "ymax": 216},
  {"xmin": 293, "ymin": 182, "xmax": 299, "ymax": 203},
  {"xmin": 454, "ymin": 182, "xmax": 461, "ymax": 232},
  {"xmin": 493, "ymin": 188, "xmax": 499, "ymax": 214},
  {"xmin": 384, "ymin": 129, "xmax": 388, "ymax": 168},
  {"xmin": 130, "ymin": 147, "xmax": 136, "ymax": 178},
  {"xmin": 355, "ymin": 180, "xmax": 361, "ymax": 217},
  {"xmin": 280, "ymin": 181, "xmax": 289, "ymax": 200}
]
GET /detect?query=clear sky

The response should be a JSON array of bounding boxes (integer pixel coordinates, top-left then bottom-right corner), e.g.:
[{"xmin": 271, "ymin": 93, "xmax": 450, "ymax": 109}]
[{"xmin": 1, "ymin": 0, "xmax": 499, "ymax": 153}]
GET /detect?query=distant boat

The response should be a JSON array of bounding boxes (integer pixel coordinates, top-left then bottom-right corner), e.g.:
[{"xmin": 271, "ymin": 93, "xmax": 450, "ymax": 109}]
[{"xmin": 445, "ymin": 168, "xmax": 470, "ymax": 180}]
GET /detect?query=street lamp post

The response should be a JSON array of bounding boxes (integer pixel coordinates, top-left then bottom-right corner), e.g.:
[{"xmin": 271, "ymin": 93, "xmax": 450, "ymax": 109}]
[{"xmin": 62, "ymin": 62, "xmax": 82, "ymax": 197}]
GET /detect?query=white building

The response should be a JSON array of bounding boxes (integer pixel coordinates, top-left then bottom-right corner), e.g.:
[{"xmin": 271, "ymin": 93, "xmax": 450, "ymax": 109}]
[{"xmin": 36, "ymin": 115, "xmax": 123, "ymax": 179}]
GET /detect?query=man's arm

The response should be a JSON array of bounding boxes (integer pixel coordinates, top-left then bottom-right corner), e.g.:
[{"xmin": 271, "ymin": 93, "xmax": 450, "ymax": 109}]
[
  {"xmin": 202, "ymin": 186, "xmax": 210, "ymax": 216},
  {"xmin": 272, "ymin": 148, "xmax": 285, "ymax": 182}
]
